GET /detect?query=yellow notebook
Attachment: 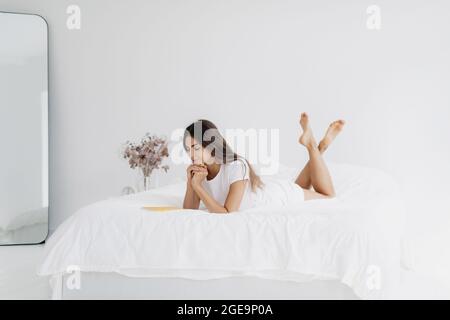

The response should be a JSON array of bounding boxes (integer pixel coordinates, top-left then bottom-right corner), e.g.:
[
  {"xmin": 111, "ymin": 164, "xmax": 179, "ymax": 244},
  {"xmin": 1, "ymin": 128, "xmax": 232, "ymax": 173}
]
[{"xmin": 142, "ymin": 205, "xmax": 182, "ymax": 212}]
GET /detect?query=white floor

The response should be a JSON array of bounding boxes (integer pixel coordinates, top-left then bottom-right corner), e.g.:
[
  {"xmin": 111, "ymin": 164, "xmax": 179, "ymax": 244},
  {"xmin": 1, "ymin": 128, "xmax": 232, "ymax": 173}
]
[
  {"xmin": 0, "ymin": 245, "xmax": 49, "ymax": 299},
  {"xmin": 1, "ymin": 244, "xmax": 450, "ymax": 300}
]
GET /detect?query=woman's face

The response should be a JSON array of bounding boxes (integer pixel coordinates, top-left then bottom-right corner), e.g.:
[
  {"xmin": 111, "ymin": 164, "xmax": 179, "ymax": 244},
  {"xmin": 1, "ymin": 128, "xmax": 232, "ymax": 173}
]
[{"xmin": 184, "ymin": 136, "xmax": 214, "ymax": 165}]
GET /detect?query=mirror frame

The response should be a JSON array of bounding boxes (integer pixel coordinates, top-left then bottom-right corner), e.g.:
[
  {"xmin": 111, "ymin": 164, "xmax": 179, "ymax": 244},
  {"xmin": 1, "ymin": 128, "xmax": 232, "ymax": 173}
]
[{"xmin": 0, "ymin": 11, "xmax": 49, "ymax": 246}]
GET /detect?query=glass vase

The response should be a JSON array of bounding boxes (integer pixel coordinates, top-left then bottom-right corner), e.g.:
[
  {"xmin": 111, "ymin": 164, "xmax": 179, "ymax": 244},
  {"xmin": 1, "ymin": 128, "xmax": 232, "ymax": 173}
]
[{"xmin": 143, "ymin": 175, "xmax": 151, "ymax": 191}]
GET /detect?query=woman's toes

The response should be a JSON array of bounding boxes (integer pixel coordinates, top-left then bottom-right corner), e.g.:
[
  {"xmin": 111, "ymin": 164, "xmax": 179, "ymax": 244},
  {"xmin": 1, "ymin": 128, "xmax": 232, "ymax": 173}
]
[
  {"xmin": 319, "ymin": 119, "xmax": 345, "ymax": 151},
  {"xmin": 299, "ymin": 113, "xmax": 310, "ymax": 131},
  {"xmin": 335, "ymin": 120, "xmax": 345, "ymax": 128},
  {"xmin": 330, "ymin": 119, "xmax": 345, "ymax": 132}
]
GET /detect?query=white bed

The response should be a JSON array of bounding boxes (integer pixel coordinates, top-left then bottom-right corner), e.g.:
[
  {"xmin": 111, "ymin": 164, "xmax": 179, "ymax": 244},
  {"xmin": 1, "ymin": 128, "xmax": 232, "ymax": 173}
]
[
  {"xmin": 53, "ymin": 272, "xmax": 358, "ymax": 300},
  {"xmin": 37, "ymin": 163, "xmax": 411, "ymax": 299}
]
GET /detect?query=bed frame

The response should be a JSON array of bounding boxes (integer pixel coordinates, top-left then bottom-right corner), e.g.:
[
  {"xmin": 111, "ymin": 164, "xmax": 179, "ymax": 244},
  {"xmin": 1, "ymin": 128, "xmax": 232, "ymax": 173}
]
[{"xmin": 50, "ymin": 272, "xmax": 359, "ymax": 300}]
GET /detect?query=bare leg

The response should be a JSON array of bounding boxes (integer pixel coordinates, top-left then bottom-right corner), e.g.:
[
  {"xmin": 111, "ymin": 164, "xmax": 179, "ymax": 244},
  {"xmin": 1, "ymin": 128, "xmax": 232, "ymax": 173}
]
[
  {"xmin": 295, "ymin": 118, "xmax": 345, "ymax": 189},
  {"xmin": 296, "ymin": 113, "xmax": 336, "ymax": 199}
]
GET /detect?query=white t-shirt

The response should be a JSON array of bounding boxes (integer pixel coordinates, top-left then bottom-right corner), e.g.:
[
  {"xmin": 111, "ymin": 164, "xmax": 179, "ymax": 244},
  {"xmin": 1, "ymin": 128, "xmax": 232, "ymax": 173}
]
[
  {"xmin": 201, "ymin": 158, "xmax": 257, "ymax": 211},
  {"xmin": 200, "ymin": 159, "xmax": 305, "ymax": 211}
]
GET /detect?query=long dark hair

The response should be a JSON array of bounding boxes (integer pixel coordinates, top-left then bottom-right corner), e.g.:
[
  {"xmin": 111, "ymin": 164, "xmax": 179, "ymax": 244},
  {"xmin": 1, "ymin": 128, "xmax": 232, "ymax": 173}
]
[{"xmin": 183, "ymin": 119, "xmax": 264, "ymax": 192}]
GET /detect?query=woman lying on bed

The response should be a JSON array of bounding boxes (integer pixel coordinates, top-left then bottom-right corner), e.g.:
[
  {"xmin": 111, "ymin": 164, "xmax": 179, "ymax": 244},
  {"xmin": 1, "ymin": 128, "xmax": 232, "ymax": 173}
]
[{"xmin": 182, "ymin": 113, "xmax": 345, "ymax": 213}]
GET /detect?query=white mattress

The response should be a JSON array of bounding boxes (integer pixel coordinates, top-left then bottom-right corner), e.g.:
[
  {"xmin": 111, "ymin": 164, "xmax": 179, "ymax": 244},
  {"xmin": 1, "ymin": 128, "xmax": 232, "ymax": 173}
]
[{"xmin": 37, "ymin": 163, "xmax": 410, "ymax": 299}]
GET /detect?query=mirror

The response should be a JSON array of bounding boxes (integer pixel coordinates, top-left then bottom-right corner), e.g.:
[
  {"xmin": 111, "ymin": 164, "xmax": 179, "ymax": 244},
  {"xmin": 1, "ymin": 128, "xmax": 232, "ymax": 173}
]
[{"xmin": 0, "ymin": 12, "xmax": 48, "ymax": 245}]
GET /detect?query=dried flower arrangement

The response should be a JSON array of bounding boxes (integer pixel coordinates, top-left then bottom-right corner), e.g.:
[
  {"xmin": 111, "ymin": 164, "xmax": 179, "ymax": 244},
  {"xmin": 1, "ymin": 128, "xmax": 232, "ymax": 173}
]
[{"xmin": 123, "ymin": 133, "xmax": 169, "ymax": 190}]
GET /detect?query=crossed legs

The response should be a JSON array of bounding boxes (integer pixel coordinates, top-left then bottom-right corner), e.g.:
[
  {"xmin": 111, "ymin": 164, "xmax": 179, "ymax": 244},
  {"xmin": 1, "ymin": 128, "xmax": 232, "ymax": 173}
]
[{"xmin": 295, "ymin": 113, "xmax": 345, "ymax": 201}]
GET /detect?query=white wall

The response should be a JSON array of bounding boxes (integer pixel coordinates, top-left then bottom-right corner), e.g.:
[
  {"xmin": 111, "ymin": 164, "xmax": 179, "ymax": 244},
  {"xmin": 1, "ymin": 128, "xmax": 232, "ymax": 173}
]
[{"xmin": 1, "ymin": 0, "xmax": 449, "ymax": 248}]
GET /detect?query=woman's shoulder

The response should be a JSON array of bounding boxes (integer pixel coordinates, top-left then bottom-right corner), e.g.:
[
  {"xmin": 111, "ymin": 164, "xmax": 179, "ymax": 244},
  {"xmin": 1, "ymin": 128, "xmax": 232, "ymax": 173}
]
[
  {"xmin": 225, "ymin": 158, "xmax": 249, "ymax": 169},
  {"xmin": 225, "ymin": 158, "xmax": 250, "ymax": 181}
]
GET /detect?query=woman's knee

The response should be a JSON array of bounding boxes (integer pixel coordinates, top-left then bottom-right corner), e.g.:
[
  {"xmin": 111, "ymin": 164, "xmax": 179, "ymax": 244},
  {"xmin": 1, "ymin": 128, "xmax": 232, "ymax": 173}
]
[{"xmin": 327, "ymin": 191, "xmax": 336, "ymax": 198}]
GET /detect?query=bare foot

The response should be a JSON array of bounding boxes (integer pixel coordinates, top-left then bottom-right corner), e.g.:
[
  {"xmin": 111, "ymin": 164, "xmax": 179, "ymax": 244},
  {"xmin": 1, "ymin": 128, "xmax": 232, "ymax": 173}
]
[
  {"xmin": 318, "ymin": 120, "xmax": 345, "ymax": 152},
  {"xmin": 298, "ymin": 112, "xmax": 317, "ymax": 149}
]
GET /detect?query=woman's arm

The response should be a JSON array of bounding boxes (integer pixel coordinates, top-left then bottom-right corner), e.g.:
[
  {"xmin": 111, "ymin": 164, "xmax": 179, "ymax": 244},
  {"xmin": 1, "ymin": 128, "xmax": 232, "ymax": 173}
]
[
  {"xmin": 182, "ymin": 164, "xmax": 206, "ymax": 209},
  {"xmin": 183, "ymin": 182, "xmax": 200, "ymax": 209},
  {"xmin": 191, "ymin": 176, "xmax": 247, "ymax": 213}
]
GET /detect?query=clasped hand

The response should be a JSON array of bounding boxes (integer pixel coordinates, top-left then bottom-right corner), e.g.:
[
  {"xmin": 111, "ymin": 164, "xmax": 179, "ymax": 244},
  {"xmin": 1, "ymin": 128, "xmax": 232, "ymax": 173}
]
[{"xmin": 187, "ymin": 164, "xmax": 208, "ymax": 186}]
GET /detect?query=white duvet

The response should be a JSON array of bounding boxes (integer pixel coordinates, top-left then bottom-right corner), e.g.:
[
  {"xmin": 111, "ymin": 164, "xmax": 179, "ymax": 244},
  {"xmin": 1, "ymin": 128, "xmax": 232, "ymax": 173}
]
[{"xmin": 37, "ymin": 163, "xmax": 410, "ymax": 299}]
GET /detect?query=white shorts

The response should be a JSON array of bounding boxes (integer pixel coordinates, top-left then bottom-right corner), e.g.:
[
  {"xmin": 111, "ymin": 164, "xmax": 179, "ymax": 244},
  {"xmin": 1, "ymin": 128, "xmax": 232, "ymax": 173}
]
[{"xmin": 253, "ymin": 177, "xmax": 305, "ymax": 207}]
